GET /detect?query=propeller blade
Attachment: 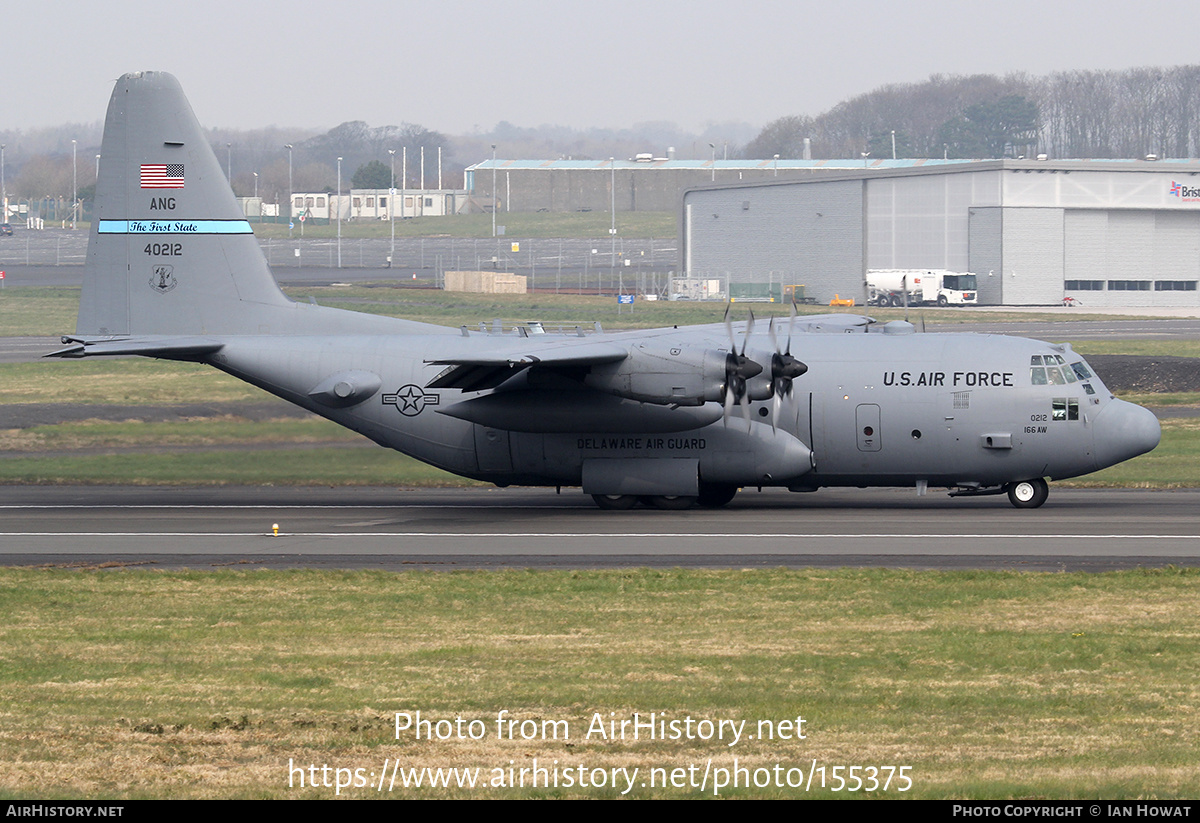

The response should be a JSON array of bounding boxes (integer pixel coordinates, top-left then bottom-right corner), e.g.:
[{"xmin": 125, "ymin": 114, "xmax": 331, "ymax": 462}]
[
  {"xmin": 742, "ymin": 309, "xmax": 756, "ymax": 356},
  {"xmin": 786, "ymin": 299, "xmax": 797, "ymax": 354}
]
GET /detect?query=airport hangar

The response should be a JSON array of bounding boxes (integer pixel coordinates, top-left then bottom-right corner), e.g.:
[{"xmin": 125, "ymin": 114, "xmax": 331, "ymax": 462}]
[{"xmin": 678, "ymin": 158, "xmax": 1200, "ymax": 307}]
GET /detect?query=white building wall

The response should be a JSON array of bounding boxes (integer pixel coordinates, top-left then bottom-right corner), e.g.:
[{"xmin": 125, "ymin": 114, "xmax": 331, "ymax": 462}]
[
  {"xmin": 1002, "ymin": 167, "xmax": 1200, "ymax": 210},
  {"xmin": 685, "ymin": 163, "xmax": 1200, "ymax": 307},
  {"xmin": 967, "ymin": 207, "xmax": 1003, "ymax": 305},
  {"xmin": 867, "ymin": 171, "xmax": 1002, "ymax": 271},
  {"xmin": 682, "ymin": 180, "xmax": 865, "ymax": 304},
  {"xmin": 1002, "ymin": 208, "xmax": 1065, "ymax": 304},
  {"xmin": 1063, "ymin": 209, "xmax": 1200, "ymax": 306}
]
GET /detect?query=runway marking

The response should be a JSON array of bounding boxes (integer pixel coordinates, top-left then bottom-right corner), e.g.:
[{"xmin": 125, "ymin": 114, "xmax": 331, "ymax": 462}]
[
  {"xmin": 0, "ymin": 505, "xmax": 564, "ymax": 510},
  {"xmin": 4, "ymin": 532, "xmax": 1198, "ymax": 540}
]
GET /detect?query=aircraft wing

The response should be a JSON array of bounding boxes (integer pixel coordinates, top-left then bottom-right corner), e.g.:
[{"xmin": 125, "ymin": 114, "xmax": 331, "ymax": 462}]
[
  {"xmin": 665, "ymin": 313, "xmax": 877, "ymax": 336},
  {"xmin": 426, "ymin": 340, "xmax": 629, "ymax": 392},
  {"xmin": 45, "ymin": 335, "xmax": 225, "ymax": 359}
]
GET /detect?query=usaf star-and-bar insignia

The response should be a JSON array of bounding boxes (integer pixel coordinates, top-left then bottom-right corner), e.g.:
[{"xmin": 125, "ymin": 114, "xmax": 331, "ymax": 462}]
[{"xmin": 382, "ymin": 384, "xmax": 440, "ymax": 416}]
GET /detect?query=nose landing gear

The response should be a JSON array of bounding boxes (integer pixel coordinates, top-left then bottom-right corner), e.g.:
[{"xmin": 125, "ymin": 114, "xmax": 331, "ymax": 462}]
[{"xmin": 1006, "ymin": 478, "xmax": 1049, "ymax": 509}]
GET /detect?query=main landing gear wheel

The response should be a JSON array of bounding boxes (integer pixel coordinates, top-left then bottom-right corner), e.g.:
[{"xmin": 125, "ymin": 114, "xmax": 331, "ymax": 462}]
[
  {"xmin": 697, "ymin": 482, "xmax": 738, "ymax": 509},
  {"xmin": 592, "ymin": 494, "xmax": 637, "ymax": 510},
  {"xmin": 641, "ymin": 495, "xmax": 697, "ymax": 510},
  {"xmin": 1006, "ymin": 478, "xmax": 1049, "ymax": 509}
]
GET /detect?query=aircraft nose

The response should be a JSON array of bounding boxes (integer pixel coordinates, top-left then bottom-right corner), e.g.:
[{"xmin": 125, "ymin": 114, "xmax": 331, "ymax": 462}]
[{"xmin": 1092, "ymin": 399, "xmax": 1161, "ymax": 471}]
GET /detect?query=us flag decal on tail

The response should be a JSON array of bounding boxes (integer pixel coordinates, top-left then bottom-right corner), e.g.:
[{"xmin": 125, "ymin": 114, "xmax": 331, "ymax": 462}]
[{"xmin": 140, "ymin": 164, "xmax": 184, "ymax": 188}]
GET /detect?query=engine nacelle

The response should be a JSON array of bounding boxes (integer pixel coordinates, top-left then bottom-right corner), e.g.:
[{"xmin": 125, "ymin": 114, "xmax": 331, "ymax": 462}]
[{"xmin": 584, "ymin": 343, "xmax": 731, "ymax": 406}]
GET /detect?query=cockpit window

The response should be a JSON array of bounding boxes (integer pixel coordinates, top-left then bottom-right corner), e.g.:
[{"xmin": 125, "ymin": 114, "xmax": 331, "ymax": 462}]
[
  {"xmin": 1031, "ymin": 354, "xmax": 1085, "ymax": 386},
  {"xmin": 1052, "ymin": 398, "xmax": 1080, "ymax": 421}
]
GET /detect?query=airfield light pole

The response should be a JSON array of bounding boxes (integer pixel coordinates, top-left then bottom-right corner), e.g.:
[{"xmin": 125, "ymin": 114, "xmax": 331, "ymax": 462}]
[
  {"xmin": 95, "ymin": 154, "xmax": 100, "ymax": 179},
  {"xmin": 285, "ymin": 144, "xmax": 293, "ymax": 238},
  {"xmin": 1, "ymin": 144, "xmax": 6, "ymax": 223},
  {"xmin": 708, "ymin": 142, "xmax": 715, "ymax": 181},
  {"xmin": 388, "ymin": 149, "xmax": 396, "ymax": 264},
  {"xmin": 490, "ymin": 145, "xmax": 497, "ymax": 238},
  {"xmin": 610, "ymin": 158, "xmax": 617, "ymax": 277},
  {"xmin": 253, "ymin": 172, "xmax": 258, "ymax": 200},
  {"xmin": 71, "ymin": 140, "xmax": 77, "ymax": 230},
  {"xmin": 774, "ymin": 154, "xmax": 779, "ymax": 176},
  {"xmin": 226, "ymin": 143, "xmax": 232, "ymax": 183},
  {"xmin": 336, "ymin": 157, "xmax": 342, "ymax": 269}
]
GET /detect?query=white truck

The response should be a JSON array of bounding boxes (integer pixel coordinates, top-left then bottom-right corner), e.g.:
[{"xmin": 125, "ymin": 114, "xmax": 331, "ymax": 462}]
[{"xmin": 867, "ymin": 269, "xmax": 978, "ymax": 307}]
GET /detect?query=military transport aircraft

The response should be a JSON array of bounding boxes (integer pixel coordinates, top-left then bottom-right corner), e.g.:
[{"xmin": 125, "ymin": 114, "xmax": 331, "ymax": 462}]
[{"xmin": 49, "ymin": 72, "xmax": 1161, "ymax": 510}]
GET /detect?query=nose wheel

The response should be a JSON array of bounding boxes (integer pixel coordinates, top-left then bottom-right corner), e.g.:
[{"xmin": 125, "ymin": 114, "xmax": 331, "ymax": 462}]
[{"xmin": 1006, "ymin": 478, "xmax": 1048, "ymax": 509}]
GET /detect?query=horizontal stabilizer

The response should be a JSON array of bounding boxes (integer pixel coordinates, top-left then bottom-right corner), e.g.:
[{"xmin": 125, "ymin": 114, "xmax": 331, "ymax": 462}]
[{"xmin": 45, "ymin": 335, "xmax": 224, "ymax": 359}]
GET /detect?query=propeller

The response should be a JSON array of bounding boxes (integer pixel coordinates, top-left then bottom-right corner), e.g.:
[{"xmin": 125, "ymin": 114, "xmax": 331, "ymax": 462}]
[
  {"xmin": 766, "ymin": 301, "xmax": 808, "ymax": 431},
  {"xmin": 722, "ymin": 305, "xmax": 763, "ymax": 429}
]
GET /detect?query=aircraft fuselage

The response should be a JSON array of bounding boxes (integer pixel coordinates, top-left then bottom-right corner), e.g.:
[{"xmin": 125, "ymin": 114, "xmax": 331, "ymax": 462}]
[{"xmin": 208, "ymin": 326, "xmax": 1157, "ymax": 500}]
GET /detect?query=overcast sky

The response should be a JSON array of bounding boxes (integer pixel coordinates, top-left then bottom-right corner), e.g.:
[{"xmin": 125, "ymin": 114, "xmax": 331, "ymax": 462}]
[{"xmin": 8, "ymin": 0, "xmax": 1200, "ymax": 135}]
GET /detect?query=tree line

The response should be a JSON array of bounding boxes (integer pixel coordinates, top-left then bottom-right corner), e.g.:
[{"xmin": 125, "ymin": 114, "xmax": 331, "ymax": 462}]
[
  {"xmin": 744, "ymin": 65, "xmax": 1200, "ymax": 161},
  {"xmin": 7, "ymin": 65, "xmax": 1200, "ymax": 207}
]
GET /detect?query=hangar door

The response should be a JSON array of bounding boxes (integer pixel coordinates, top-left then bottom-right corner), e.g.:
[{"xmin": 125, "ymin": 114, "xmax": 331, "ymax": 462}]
[{"xmin": 1064, "ymin": 210, "xmax": 1200, "ymax": 303}]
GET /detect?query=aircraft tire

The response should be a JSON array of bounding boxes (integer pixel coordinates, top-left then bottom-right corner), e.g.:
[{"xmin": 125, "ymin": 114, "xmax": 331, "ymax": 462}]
[
  {"xmin": 697, "ymin": 483, "xmax": 738, "ymax": 508},
  {"xmin": 592, "ymin": 494, "xmax": 638, "ymax": 510},
  {"xmin": 643, "ymin": 495, "xmax": 697, "ymax": 510},
  {"xmin": 1006, "ymin": 478, "xmax": 1049, "ymax": 509}
]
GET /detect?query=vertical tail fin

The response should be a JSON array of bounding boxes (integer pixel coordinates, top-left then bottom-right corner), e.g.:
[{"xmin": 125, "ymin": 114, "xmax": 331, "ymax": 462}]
[{"xmin": 77, "ymin": 71, "xmax": 293, "ymax": 336}]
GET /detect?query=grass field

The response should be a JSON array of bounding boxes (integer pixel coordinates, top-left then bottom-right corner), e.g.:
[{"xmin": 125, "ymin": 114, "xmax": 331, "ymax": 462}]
[
  {"xmin": 19, "ymin": 212, "xmax": 680, "ymax": 241},
  {"xmin": 1, "ymin": 567, "xmax": 1198, "ymax": 799},
  {"xmin": 2, "ymin": 288, "xmax": 1198, "ymax": 800},
  {"xmin": 9, "ymin": 284, "xmax": 1199, "ymax": 339},
  {"xmin": 252, "ymin": 211, "xmax": 678, "ymax": 240}
]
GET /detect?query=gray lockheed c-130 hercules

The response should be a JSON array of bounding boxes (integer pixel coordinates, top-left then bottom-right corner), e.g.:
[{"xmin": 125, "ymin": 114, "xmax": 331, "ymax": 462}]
[{"xmin": 49, "ymin": 72, "xmax": 1161, "ymax": 510}]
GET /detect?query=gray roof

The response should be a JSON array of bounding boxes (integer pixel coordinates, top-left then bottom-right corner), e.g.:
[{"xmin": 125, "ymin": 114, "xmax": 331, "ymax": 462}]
[
  {"xmin": 465, "ymin": 158, "xmax": 978, "ymax": 171},
  {"xmin": 466, "ymin": 157, "xmax": 1200, "ymax": 173}
]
